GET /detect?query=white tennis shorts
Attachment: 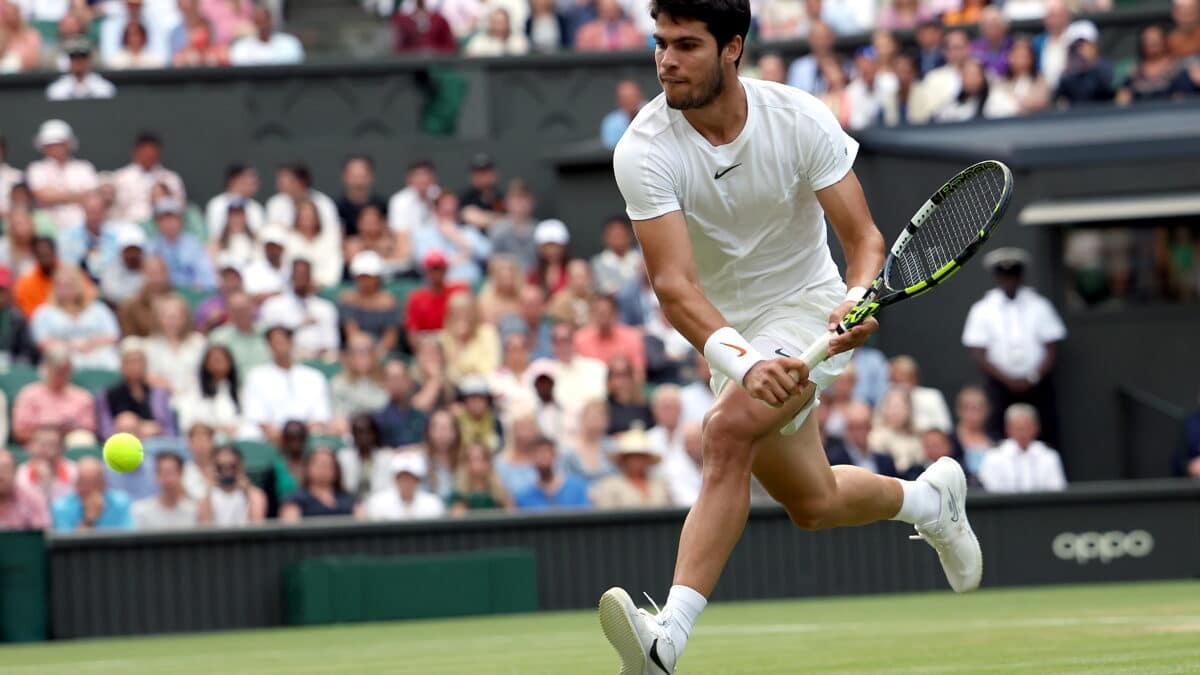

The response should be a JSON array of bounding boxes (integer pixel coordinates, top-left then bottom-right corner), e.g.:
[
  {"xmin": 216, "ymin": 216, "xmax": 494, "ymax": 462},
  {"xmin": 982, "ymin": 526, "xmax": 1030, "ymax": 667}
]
[{"xmin": 709, "ymin": 279, "xmax": 853, "ymax": 435}]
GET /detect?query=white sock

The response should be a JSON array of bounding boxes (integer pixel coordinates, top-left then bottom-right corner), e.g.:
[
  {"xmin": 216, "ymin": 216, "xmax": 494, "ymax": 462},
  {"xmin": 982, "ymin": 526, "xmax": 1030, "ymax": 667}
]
[
  {"xmin": 663, "ymin": 584, "xmax": 707, "ymax": 653},
  {"xmin": 891, "ymin": 479, "xmax": 941, "ymax": 525}
]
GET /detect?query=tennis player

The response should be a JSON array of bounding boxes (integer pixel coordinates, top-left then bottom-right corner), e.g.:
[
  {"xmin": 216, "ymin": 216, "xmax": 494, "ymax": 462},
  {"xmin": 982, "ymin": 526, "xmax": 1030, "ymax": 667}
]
[{"xmin": 599, "ymin": 1, "xmax": 982, "ymax": 672}]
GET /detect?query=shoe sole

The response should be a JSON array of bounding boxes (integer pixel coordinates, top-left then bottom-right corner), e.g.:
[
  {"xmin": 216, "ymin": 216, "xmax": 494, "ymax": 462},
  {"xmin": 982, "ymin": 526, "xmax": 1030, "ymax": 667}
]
[{"xmin": 599, "ymin": 587, "xmax": 647, "ymax": 675}]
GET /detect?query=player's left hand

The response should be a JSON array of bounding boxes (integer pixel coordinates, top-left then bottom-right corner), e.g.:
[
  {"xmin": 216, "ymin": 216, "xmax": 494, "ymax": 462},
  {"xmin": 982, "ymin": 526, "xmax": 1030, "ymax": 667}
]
[{"xmin": 826, "ymin": 300, "xmax": 880, "ymax": 356}]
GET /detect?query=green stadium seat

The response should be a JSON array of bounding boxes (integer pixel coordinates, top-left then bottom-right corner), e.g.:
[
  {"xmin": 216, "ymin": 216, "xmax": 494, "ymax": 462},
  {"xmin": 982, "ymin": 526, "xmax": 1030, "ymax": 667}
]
[
  {"xmin": 71, "ymin": 369, "xmax": 122, "ymax": 395},
  {"xmin": 318, "ymin": 283, "xmax": 352, "ymax": 304},
  {"xmin": 307, "ymin": 434, "xmax": 345, "ymax": 451},
  {"xmin": 233, "ymin": 440, "xmax": 279, "ymax": 480},
  {"xmin": 386, "ymin": 280, "xmax": 422, "ymax": 308},
  {"xmin": 177, "ymin": 287, "xmax": 214, "ymax": 312},
  {"xmin": 7, "ymin": 442, "xmax": 28, "ymax": 464},
  {"xmin": 303, "ymin": 360, "xmax": 342, "ymax": 380}
]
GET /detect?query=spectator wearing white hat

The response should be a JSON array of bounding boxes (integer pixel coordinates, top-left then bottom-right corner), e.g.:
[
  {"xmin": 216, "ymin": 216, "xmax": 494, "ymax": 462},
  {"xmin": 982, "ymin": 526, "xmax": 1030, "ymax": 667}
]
[
  {"xmin": 46, "ymin": 37, "xmax": 117, "ymax": 102},
  {"xmin": 146, "ymin": 198, "xmax": 216, "ymax": 291},
  {"xmin": 339, "ymin": 251, "xmax": 401, "ymax": 358},
  {"xmin": 260, "ymin": 258, "xmax": 340, "ymax": 362},
  {"xmin": 24, "ymin": 120, "xmax": 99, "ymax": 231},
  {"xmin": 529, "ymin": 218, "xmax": 570, "ymax": 295},
  {"xmin": 963, "ymin": 247, "xmax": 1066, "ymax": 446},
  {"xmin": 364, "ymin": 452, "xmax": 446, "ymax": 521},
  {"xmin": 1053, "ymin": 21, "xmax": 1115, "ymax": 107},
  {"xmin": 590, "ymin": 426, "xmax": 671, "ymax": 509}
]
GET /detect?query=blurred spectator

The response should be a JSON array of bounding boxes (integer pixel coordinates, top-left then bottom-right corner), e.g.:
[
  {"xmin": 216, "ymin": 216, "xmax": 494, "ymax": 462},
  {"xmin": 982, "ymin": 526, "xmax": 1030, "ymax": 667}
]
[
  {"xmin": 525, "ymin": 0, "xmax": 569, "ymax": 53},
  {"xmin": 488, "ymin": 332, "xmax": 535, "ymax": 418},
  {"xmin": 107, "ymin": 21, "xmax": 168, "ymax": 69},
  {"xmin": 878, "ymin": 0, "xmax": 929, "ymax": 32},
  {"xmin": 477, "ymin": 255, "xmax": 525, "ymax": 324},
  {"xmin": 466, "ymin": 8, "xmax": 529, "ymax": 56},
  {"xmin": 560, "ymin": 398, "xmax": 616, "ymax": 484},
  {"xmin": 645, "ymin": 384, "xmax": 683, "ymax": 457},
  {"xmin": 260, "ymin": 259, "xmax": 339, "ymax": 362},
  {"xmin": 181, "ymin": 422, "xmax": 215, "ymax": 500},
  {"xmin": 30, "ymin": 265, "xmax": 119, "ymax": 370},
  {"xmin": 936, "ymin": 59, "xmax": 1018, "ymax": 122},
  {"xmin": 147, "ymin": 199, "xmax": 216, "ymax": 291},
  {"xmin": 375, "ymin": 360, "xmax": 434, "ymax": 447},
  {"xmin": 972, "ymin": 7, "xmax": 1012, "ymax": 78},
  {"xmin": 1035, "ymin": 0, "xmax": 1074, "ymax": 89},
  {"xmin": 0, "ymin": 448, "xmax": 50, "ymax": 530},
  {"xmin": 14, "ymin": 426, "xmax": 76, "ymax": 502},
  {"xmin": 25, "ymin": 120, "xmax": 99, "ymax": 232},
  {"xmin": 536, "ymin": 321, "xmax": 606, "ymax": 415},
  {"xmin": 910, "ymin": 29, "xmax": 971, "ymax": 123},
  {"xmin": 601, "ymin": 80, "xmax": 645, "ymax": 149},
  {"xmin": 978, "ymin": 404, "xmax": 1067, "ymax": 492},
  {"xmin": 266, "ymin": 162, "xmax": 340, "ymax": 241},
  {"xmin": 280, "ymin": 448, "xmax": 360, "ymax": 522},
  {"xmin": 206, "ymin": 164, "xmax": 264, "ymax": 243},
  {"xmin": 448, "ymin": 443, "xmax": 512, "ymax": 513},
  {"xmin": 954, "ymin": 385, "xmax": 995, "ymax": 478},
  {"xmin": 51, "ymin": 457, "xmax": 133, "ymax": 531},
  {"xmin": 490, "ymin": 179, "xmax": 539, "ymax": 273},
  {"xmin": 12, "ymin": 343, "xmax": 94, "ymax": 444},
  {"xmin": 0, "ymin": 135, "xmax": 21, "ymax": 219},
  {"xmin": 46, "ymin": 38, "xmax": 116, "ymax": 101},
  {"xmin": 548, "ymin": 259, "xmax": 594, "ymax": 327},
  {"xmin": 209, "ymin": 291, "xmax": 270, "ymax": 373},
  {"xmin": 263, "ymin": 420, "xmax": 306, "ymax": 515},
  {"xmin": 413, "ymin": 193, "xmax": 491, "ymax": 285},
  {"xmin": 575, "ymin": 294, "xmax": 646, "ymax": 379},
  {"xmin": 405, "ymin": 250, "xmax": 468, "ymax": 347},
  {"xmin": 345, "ymin": 205, "xmax": 411, "ymax": 276},
  {"xmin": 818, "ymin": 57, "xmax": 854, "ymax": 128},
  {"xmin": 15, "ymin": 237, "xmax": 75, "ymax": 318},
  {"xmin": 513, "ymin": 435, "xmax": 589, "ymax": 509},
  {"xmin": 424, "ymin": 407, "xmax": 464, "ymax": 499},
  {"xmin": 242, "ymin": 325, "xmax": 332, "ymax": 444},
  {"xmin": 58, "ymin": 191, "xmax": 119, "ymax": 282},
  {"xmin": 241, "ymin": 226, "xmax": 289, "ymax": 299},
  {"xmin": 202, "ymin": 0, "xmax": 255, "ymax": 47},
  {"xmin": 99, "ymin": 0, "xmax": 174, "ymax": 66},
  {"xmin": 787, "ymin": 21, "xmax": 836, "ymax": 93},
  {"xmin": 905, "ymin": 429, "xmax": 961, "ymax": 481},
  {"xmin": 530, "ymin": 218, "xmax": 571, "ymax": 295},
  {"xmin": 996, "ymin": 38, "xmax": 1050, "ymax": 115},
  {"xmin": 365, "ymin": 452, "xmax": 446, "ymax": 520},
  {"xmin": 197, "ymin": 446, "xmax": 267, "ymax": 525},
  {"xmin": 339, "ymin": 252, "xmax": 400, "ymax": 357},
  {"xmin": 591, "ymin": 426, "xmax": 670, "ymax": 508},
  {"xmin": 963, "ymin": 247, "xmax": 1066, "ymax": 445},
  {"xmin": 845, "ymin": 47, "xmax": 893, "ymax": 130},
  {"xmin": 459, "ymin": 154, "xmax": 505, "ymax": 229},
  {"xmin": 821, "ymin": 364, "xmax": 858, "ymax": 440},
  {"xmin": 460, "ymin": 376, "xmax": 502, "ymax": 448},
  {"xmin": 117, "ymin": 256, "xmax": 174, "ymax": 337},
  {"xmin": 679, "ymin": 352, "xmax": 713, "ymax": 424},
  {"xmin": 286, "ymin": 202, "xmax": 342, "ymax": 289},
  {"xmin": 494, "ymin": 409, "xmax": 539, "ymax": 495},
  {"xmin": 194, "ymin": 260, "xmax": 241, "ymax": 334},
  {"xmin": 591, "ymin": 215, "xmax": 641, "ymax": 296},
  {"xmin": 1172, "ymin": 53, "xmax": 1200, "ymax": 94},
  {"xmin": 574, "ymin": 0, "xmax": 642, "ymax": 51},
  {"xmin": 822, "ymin": 0, "xmax": 872, "ymax": 36},
  {"xmin": 757, "ymin": 0, "xmax": 819, "ymax": 41},
  {"xmin": 338, "ymin": 413, "xmax": 395, "ymax": 499},
  {"xmin": 98, "ymin": 337, "xmax": 174, "ymax": 440},
  {"xmin": 132, "ymin": 452, "xmax": 198, "ymax": 530},
  {"xmin": 388, "ymin": 159, "xmax": 439, "ymax": 234},
  {"xmin": 1117, "ymin": 26, "xmax": 1178, "ymax": 104},
  {"xmin": 331, "ymin": 333, "xmax": 388, "ymax": 431},
  {"xmin": 528, "ymin": 359, "xmax": 567, "ymax": 442},
  {"xmin": 440, "ymin": 293, "xmax": 500, "ymax": 383},
  {"xmin": 173, "ymin": 17, "xmax": 231, "ymax": 67},
  {"xmin": 229, "ymin": 6, "xmax": 303, "ymax": 66},
  {"xmin": 869, "ymin": 389, "xmax": 922, "ymax": 476},
  {"xmin": 411, "ymin": 336, "xmax": 457, "ymax": 409},
  {"xmin": 605, "ymin": 353, "xmax": 651, "ymax": 434},
  {"xmin": 872, "ymin": 29, "xmax": 900, "ymax": 74},
  {"xmin": 143, "ymin": 294, "xmax": 206, "ymax": 395},
  {"xmin": 175, "ymin": 344, "xmax": 243, "ymax": 439},
  {"xmin": 393, "ymin": 0, "xmax": 457, "ymax": 54},
  {"xmin": 943, "ymin": 0, "xmax": 985, "ymax": 26},
  {"xmin": 497, "ymin": 285, "xmax": 552, "ymax": 359},
  {"xmin": 0, "ymin": 265, "xmax": 38, "ymax": 366},
  {"xmin": 661, "ymin": 420, "xmax": 702, "ymax": 506},
  {"xmin": 882, "ymin": 52, "xmax": 919, "ymax": 125},
  {"xmin": 0, "ymin": 2, "xmax": 42, "ymax": 73},
  {"xmin": 1054, "ymin": 22, "xmax": 1115, "ymax": 106},
  {"xmin": 914, "ymin": 20, "xmax": 945, "ymax": 77},
  {"xmin": 753, "ymin": 52, "xmax": 787, "ymax": 84},
  {"xmin": 1170, "ymin": 0, "xmax": 1200, "ymax": 58},
  {"xmin": 111, "ymin": 132, "xmax": 185, "ymax": 228},
  {"xmin": 335, "ymin": 156, "xmax": 386, "ymax": 239},
  {"xmin": 826, "ymin": 400, "xmax": 899, "ymax": 477},
  {"xmin": 0, "ymin": 206, "xmax": 38, "ymax": 278}
]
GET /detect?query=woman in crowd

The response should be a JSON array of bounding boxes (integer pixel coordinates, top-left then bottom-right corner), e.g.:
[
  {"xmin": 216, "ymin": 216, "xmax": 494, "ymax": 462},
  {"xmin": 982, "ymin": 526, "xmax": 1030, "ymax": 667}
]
[
  {"xmin": 466, "ymin": 8, "xmax": 530, "ymax": 57},
  {"xmin": 954, "ymin": 385, "xmax": 997, "ymax": 478},
  {"xmin": 487, "ymin": 332, "xmax": 535, "ymax": 419},
  {"xmin": 182, "ymin": 422, "xmax": 217, "ymax": 500},
  {"xmin": 878, "ymin": 0, "xmax": 929, "ymax": 32},
  {"xmin": 173, "ymin": 19, "xmax": 230, "ymax": 67},
  {"xmin": 330, "ymin": 333, "xmax": 388, "ymax": 433},
  {"xmin": 818, "ymin": 57, "xmax": 853, "ymax": 129},
  {"xmin": 411, "ymin": 336, "xmax": 456, "ymax": 410},
  {"xmin": 529, "ymin": 219, "xmax": 571, "ymax": 295},
  {"xmin": 869, "ymin": 389, "xmax": 925, "ymax": 476},
  {"xmin": 423, "ymin": 408, "xmax": 463, "ymax": 501},
  {"xmin": 935, "ymin": 59, "xmax": 1018, "ymax": 122},
  {"xmin": 447, "ymin": 443, "xmax": 513, "ymax": 513},
  {"xmin": 476, "ymin": 254, "xmax": 525, "ymax": 325},
  {"xmin": 997, "ymin": 39, "xmax": 1050, "ymax": 114},
  {"xmin": 343, "ymin": 205, "xmax": 410, "ymax": 278},
  {"xmin": 338, "ymin": 251, "xmax": 400, "ymax": 358},
  {"xmin": 107, "ymin": 22, "xmax": 166, "ymax": 70},
  {"xmin": 197, "ymin": 446, "xmax": 267, "ymax": 526},
  {"xmin": 440, "ymin": 292, "xmax": 500, "ymax": 384},
  {"xmin": 494, "ymin": 409, "xmax": 540, "ymax": 497},
  {"xmin": 175, "ymin": 344, "xmax": 243, "ymax": 439},
  {"xmin": 207, "ymin": 201, "xmax": 257, "ymax": 269},
  {"xmin": 280, "ymin": 448, "xmax": 361, "ymax": 522},
  {"xmin": 0, "ymin": 1, "xmax": 42, "ymax": 73},
  {"xmin": 286, "ymin": 199, "xmax": 342, "ymax": 289},
  {"xmin": 337, "ymin": 413, "xmax": 395, "ymax": 500},
  {"xmin": 548, "ymin": 259, "xmax": 594, "ymax": 327},
  {"xmin": 98, "ymin": 337, "xmax": 176, "ymax": 440},
  {"xmin": 30, "ymin": 265, "xmax": 120, "ymax": 370},
  {"xmin": 525, "ymin": 0, "xmax": 568, "ymax": 53},
  {"xmin": 561, "ymin": 399, "xmax": 617, "ymax": 485},
  {"xmin": 1117, "ymin": 25, "xmax": 1179, "ymax": 104},
  {"xmin": 144, "ymin": 294, "xmax": 207, "ymax": 396}
]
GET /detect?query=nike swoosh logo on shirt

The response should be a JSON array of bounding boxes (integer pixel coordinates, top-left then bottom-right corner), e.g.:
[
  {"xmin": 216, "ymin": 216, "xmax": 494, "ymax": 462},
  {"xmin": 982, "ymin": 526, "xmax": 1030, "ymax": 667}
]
[
  {"xmin": 775, "ymin": 348, "xmax": 791, "ymax": 358},
  {"xmin": 714, "ymin": 163, "xmax": 742, "ymax": 179},
  {"xmin": 720, "ymin": 342, "xmax": 747, "ymax": 357}
]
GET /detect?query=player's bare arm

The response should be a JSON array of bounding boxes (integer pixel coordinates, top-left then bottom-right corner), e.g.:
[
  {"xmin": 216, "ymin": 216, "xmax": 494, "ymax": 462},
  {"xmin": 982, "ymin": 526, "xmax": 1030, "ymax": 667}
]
[
  {"xmin": 816, "ymin": 169, "xmax": 886, "ymax": 356},
  {"xmin": 633, "ymin": 210, "xmax": 810, "ymax": 407}
]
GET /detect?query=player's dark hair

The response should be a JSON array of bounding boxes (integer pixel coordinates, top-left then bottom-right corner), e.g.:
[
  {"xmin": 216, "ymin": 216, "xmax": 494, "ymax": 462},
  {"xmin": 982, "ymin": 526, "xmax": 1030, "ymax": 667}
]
[{"xmin": 650, "ymin": 0, "xmax": 751, "ymax": 66}]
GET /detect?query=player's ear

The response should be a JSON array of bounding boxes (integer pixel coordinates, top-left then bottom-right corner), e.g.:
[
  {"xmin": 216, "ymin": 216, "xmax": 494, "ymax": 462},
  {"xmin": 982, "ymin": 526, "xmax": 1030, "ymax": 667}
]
[{"xmin": 724, "ymin": 35, "xmax": 743, "ymax": 65}]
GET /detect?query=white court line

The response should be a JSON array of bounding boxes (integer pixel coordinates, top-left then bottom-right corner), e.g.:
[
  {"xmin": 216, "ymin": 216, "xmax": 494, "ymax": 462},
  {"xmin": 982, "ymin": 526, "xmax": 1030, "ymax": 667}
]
[{"xmin": 699, "ymin": 615, "xmax": 1200, "ymax": 636}]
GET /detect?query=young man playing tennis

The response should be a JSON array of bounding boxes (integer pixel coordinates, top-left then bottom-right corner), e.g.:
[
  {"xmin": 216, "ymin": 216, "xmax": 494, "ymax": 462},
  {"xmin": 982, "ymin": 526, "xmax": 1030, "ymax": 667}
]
[{"xmin": 600, "ymin": 0, "xmax": 982, "ymax": 672}]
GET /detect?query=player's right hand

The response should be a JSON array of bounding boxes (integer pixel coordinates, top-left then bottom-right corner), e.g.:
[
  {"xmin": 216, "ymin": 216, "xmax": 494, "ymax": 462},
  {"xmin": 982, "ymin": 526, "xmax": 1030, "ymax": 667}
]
[{"xmin": 743, "ymin": 357, "xmax": 810, "ymax": 407}]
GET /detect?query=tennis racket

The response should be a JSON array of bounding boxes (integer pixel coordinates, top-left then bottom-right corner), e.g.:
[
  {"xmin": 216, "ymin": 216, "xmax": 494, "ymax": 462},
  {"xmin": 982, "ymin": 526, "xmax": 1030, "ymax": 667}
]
[{"xmin": 795, "ymin": 159, "xmax": 1014, "ymax": 375}]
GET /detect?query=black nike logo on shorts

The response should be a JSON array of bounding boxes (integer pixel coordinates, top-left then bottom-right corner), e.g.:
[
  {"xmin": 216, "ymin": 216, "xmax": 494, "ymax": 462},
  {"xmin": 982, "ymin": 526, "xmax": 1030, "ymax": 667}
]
[{"xmin": 714, "ymin": 163, "xmax": 742, "ymax": 179}]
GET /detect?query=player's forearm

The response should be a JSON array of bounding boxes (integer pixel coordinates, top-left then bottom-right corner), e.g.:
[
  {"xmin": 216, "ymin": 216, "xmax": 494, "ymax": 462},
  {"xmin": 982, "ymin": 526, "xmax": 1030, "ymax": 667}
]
[{"xmin": 840, "ymin": 225, "xmax": 886, "ymax": 290}]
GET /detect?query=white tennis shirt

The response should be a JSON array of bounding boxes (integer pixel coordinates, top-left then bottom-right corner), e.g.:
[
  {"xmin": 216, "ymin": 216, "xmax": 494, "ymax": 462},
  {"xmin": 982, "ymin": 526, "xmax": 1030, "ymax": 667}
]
[{"xmin": 613, "ymin": 77, "xmax": 858, "ymax": 329}]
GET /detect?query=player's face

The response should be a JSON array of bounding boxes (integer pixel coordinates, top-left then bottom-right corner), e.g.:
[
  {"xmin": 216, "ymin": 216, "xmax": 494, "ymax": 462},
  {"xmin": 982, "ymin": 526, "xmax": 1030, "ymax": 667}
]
[{"xmin": 654, "ymin": 16, "xmax": 730, "ymax": 110}]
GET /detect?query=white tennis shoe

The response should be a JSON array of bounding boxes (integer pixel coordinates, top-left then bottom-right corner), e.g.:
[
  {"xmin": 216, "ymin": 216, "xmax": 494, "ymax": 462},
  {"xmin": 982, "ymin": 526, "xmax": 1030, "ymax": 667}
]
[
  {"xmin": 911, "ymin": 457, "xmax": 983, "ymax": 592},
  {"xmin": 599, "ymin": 587, "xmax": 677, "ymax": 675}
]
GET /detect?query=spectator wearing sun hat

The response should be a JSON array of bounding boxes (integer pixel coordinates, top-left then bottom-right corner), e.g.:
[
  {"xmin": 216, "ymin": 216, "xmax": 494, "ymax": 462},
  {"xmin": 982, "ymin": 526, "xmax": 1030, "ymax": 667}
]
[
  {"xmin": 24, "ymin": 120, "xmax": 99, "ymax": 232},
  {"xmin": 364, "ymin": 452, "xmax": 446, "ymax": 521},
  {"xmin": 404, "ymin": 250, "xmax": 468, "ymax": 349},
  {"xmin": 530, "ymin": 218, "xmax": 571, "ymax": 295},
  {"xmin": 337, "ymin": 250, "xmax": 400, "ymax": 357},
  {"xmin": 1053, "ymin": 21, "xmax": 1115, "ymax": 106},
  {"xmin": 589, "ymin": 424, "xmax": 671, "ymax": 509}
]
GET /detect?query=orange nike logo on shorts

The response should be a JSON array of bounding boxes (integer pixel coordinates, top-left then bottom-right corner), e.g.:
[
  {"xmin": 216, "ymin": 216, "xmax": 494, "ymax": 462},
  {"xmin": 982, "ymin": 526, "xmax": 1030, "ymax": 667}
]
[{"xmin": 720, "ymin": 342, "xmax": 747, "ymax": 357}]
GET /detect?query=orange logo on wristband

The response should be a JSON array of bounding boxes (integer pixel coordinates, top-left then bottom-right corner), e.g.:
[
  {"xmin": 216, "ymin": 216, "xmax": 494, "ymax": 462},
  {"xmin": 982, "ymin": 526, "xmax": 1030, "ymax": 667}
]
[{"xmin": 720, "ymin": 342, "xmax": 747, "ymax": 357}]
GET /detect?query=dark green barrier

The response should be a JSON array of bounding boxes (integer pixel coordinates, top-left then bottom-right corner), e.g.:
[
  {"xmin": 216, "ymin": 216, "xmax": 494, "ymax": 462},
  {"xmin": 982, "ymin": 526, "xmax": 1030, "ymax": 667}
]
[
  {"xmin": 285, "ymin": 548, "xmax": 537, "ymax": 626},
  {"xmin": 0, "ymin": 531, "xmax": 48, "ymax": 643}
]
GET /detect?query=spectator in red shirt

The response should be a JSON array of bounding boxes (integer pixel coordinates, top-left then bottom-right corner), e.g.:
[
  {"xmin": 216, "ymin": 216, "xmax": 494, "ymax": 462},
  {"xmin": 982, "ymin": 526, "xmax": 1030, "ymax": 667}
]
[
  {"xmin": 0, "ymin": 447, "xmax": 51, "ymax": 531},
  {"xmin": 574, "ymin": 294, "xmax": 646, "ymax": 380},
  {"xmin": 394, "ymin": 0, "xmax": 457, "ymax": 55},
  {"xmin": 405, "ymin": 250, "xmax": 466, "ymax": 349}
]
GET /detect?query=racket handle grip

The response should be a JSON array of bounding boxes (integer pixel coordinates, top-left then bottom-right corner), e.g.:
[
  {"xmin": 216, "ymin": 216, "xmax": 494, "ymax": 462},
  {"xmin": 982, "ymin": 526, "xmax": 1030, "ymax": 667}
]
[{"xmin": 788, "ymin": 331, "xmax": 834, "ymax": 383}]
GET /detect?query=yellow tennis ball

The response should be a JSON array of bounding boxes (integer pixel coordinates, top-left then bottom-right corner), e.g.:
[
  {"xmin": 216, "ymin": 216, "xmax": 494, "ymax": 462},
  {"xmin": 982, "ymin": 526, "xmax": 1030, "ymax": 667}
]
[{"xmin": 103, "ymin": 433, "xmax": 144, "ymax": 473}]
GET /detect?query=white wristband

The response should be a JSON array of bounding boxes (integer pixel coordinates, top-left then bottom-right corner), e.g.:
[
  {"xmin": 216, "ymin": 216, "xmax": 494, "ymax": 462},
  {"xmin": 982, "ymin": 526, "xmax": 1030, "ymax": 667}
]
[
  {"xmin": 844, "ymin": 286, "xmax": 868, "ymax": 303},
  {"xmin": 703, "ymin": 326, "xmax": 765, "ymax": 387}
]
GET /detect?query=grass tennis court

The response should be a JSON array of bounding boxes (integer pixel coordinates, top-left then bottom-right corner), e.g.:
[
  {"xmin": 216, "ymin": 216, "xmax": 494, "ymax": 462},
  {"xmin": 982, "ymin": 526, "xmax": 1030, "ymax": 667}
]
[{"xmin": 2, "ymin": 580, "xmax": 1197, "ymax": 674}]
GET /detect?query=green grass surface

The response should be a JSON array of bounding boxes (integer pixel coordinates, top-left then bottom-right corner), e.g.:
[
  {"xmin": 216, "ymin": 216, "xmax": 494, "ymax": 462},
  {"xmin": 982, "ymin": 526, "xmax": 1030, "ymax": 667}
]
[{"xmin": 3, "ymin": 580, "xmax": 1199, "ymax": 674}]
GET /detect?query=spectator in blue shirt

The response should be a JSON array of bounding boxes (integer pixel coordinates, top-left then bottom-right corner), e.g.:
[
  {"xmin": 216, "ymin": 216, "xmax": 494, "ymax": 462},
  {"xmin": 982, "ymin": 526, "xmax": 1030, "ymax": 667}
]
[
  {"xmin": 51, "ymin": 456, "xmax": 134, "ymax": 532},
  {"xmin": 146, "ymin": 199, "xmax": 216, "ymax": 291},
  {"xmin": 57, "ymin": 190, "xmax": 122, "ymax": 282},
  {"xmin": 411, "ymin": 192, "xmax": 491, "ymax": 285},
  {"xmin": 600, "ymin": 79, "xmax": 645, "ymax": 149},
  {"xmin": 514, "ymin": 435, "xmax": 590, "ymax": 510}
]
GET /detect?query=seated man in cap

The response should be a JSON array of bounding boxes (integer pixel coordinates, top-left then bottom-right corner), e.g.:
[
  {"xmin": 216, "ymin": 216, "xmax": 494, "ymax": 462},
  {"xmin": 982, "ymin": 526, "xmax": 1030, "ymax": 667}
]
[
  {"xmin": 46, "ymin": 38, "xmax": 117, "ymax": 102},
  {"xmin": 962, "ymin": 247, "xmax": 1066, "ymax": 446},
  {"xmin": 146, "ymin": 198, "xmax": 216, "ymax": 291},
  {"xmin": 404, "ymin": 250, "xmax": 468, "ymax": 350},
  {"xmin": 100, "ymin": 225, "xmax": 148, "ymax": 305},
  {"xmin": 364, "ymin": 452, "xmax": 446, "ymax": 521},
  {"xmin": 24, "ymin": 119, "xmax": 99, "ymax": 231}
]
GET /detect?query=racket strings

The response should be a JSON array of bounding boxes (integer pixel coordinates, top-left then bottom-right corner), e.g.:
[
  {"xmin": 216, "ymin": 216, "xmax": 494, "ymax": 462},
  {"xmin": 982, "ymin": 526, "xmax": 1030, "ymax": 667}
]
[{"xmin": 887, "ymin": 166, "xmax": 1008, "ymax": 290}]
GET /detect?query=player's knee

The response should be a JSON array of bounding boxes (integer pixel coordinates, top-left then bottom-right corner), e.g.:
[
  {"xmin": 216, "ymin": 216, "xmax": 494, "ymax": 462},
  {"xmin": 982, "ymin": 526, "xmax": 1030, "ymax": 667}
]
[
  {"xmin": 784, "ymin": 495, "xmax": 836, "ymax": 531},
  {"xmin": 701, "ymin": 407, "xmax": 754, "ymax": 480}
]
